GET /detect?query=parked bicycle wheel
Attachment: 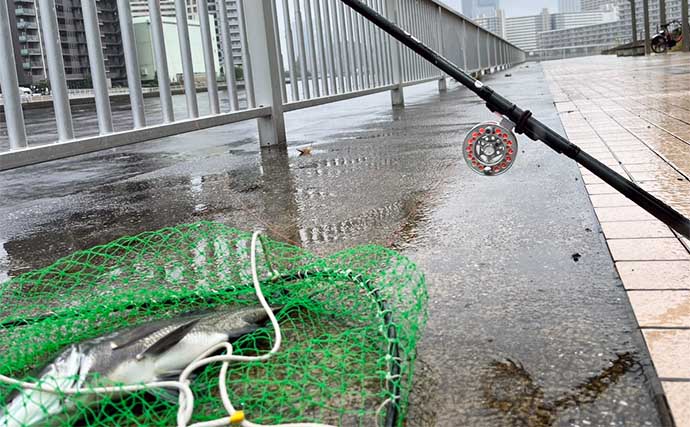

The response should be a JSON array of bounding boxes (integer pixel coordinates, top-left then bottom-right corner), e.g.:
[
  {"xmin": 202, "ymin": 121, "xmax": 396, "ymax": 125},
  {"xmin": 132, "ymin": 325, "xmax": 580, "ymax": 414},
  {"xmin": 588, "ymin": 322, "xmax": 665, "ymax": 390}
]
[{"xmin": 651, "ymin": 36, "xmax": 668, "ymax": 53}]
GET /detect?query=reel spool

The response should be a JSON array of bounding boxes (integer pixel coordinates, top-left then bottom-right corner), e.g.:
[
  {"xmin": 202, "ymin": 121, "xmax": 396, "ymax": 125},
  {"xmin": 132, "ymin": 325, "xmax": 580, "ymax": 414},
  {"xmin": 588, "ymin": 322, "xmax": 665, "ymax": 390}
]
[{"xmin": 462, "ymin": 120, "xmax": 518, "ymax": 176}]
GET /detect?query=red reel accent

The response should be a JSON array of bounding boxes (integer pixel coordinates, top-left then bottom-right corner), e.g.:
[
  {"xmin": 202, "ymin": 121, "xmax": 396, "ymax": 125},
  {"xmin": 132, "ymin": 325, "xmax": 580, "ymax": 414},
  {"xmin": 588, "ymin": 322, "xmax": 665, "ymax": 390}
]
[{"xmin": 462, "ymin": 121, "xmax": 518, "ymax": 176}]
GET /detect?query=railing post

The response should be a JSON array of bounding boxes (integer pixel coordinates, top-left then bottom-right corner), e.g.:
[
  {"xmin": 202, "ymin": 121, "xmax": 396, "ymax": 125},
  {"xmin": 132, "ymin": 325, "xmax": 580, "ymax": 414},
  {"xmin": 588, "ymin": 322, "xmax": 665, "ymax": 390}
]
[
  {"xmin": 116, "ymin": 0, "xmax": 146, "ymax": 128},
  {"xmin": 437, "ymin": 5, "xmax": 446, "ymax": 92},
  {"xmin": 630, "ymin": 0, "xmax": 638, "ymax": 44},
  {"xmin": 0, "ymin": 0, "xmax": 27, "ymax": 149},
  {"xmin": 243, "ymin": 0, "xmax": 286, "ymax": 147},
  {"xmin": 37, "ymin": 0, "xmax": 74, "ymax": 141},
  {"xmin": 81, "ymin": 0, "xmax": 113, "ymax": 134},
  {"xmin": 174, "ymin": 0, "xmax": 199, "ymax": 118},
  {"xmin": 476, "ymin": 25, "xmax": 482, "ymax": 74},
  {"xmin": 485, "ymin": 34, "xmax": 491, "ymax": 72},
  {"xmin": 461, "ymin": 19, "xmax": 467, "ymax": 70},
  {"xmin": 238, "ymin": 0, "xmax": 256, "ymax": 107},
  {"xmin": 218, "ymin": 0, "xmax": 239, "ymax": 110},
  {"xmin": 197, "ymin": 0, "xmax": 220, "ymax": 114},
  {"xmin": 385, "ymin": 0, "xmax": 404, "ymax": 106},
  {"xmin": 643, "ymin": 0, "xmax": 651, "ymax": 54},
  {"xmin": 682, "ymin": 0, "xmax": 690, "ymax": 52},
  {"xmin": 147, "ymin": 0, "xmax": 174, "ymax": 122}
]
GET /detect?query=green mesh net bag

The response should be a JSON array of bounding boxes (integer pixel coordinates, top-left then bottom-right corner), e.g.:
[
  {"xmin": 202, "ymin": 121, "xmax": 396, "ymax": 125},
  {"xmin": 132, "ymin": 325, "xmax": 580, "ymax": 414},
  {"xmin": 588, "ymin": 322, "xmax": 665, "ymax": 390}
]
[{"xmin": 0, "ymin": 221, "xmax": 427, "ymax": 427}]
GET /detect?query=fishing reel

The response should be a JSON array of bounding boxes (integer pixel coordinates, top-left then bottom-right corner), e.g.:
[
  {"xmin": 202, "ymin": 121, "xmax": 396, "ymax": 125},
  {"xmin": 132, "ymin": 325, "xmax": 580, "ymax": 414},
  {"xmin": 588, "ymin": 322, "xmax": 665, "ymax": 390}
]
[{"xmin": 462, "ymin": 118, "xmax": 518, "ymax": 176}]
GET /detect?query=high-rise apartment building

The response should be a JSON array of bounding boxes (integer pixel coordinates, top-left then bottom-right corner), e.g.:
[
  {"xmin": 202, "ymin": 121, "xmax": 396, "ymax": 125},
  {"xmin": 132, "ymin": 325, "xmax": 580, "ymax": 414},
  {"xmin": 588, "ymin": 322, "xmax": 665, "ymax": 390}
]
[
  {"xmin": 476, "ymin": 0, "xmax": 499, "ymax": 17},
  {"xmin": 463, "ymin": 0, "xmax": 499, "ymax": 18},
  {"xmin": 503, "ymin": 8, "xmax": 551, "ymax": 51},
  {"xmin": 581, "ymin": 0, "xmax": 617, "ymax": 12},
  {"xmin": 474, "ymin": 8, "xmax": 505, "ymax": 36},
  {"xmin": 8, "ymin": 0, "xmax": 124, "ymax": 87},
  {"xmin": 130, "ymin": 0, "xmax": 196, "ymax": 19},
  {"xmin": 9, "ymin": 0, "xmax": 44, "ymax": 86},
  {"xmin": 462, "ymin": 0, "xmax": 475, "ymax": 18},
  {"xmin": 558, "ymin": 0, "xmax": 582, "ymax": 13}
]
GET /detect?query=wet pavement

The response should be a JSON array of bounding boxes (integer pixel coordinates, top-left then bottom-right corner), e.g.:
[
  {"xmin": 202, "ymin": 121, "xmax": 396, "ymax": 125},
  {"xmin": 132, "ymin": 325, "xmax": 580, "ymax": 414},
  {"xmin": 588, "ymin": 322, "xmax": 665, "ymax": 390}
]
[
  {"xmin": 544, "ymin": 53, "xmax": 690, "ymax": 427},
  {"xmin": 0, "ymin": 64, "xmax": 672, "ymax": 425},
  {"xmin": 0, "ymin": 91, "xmax": 251, "ymax": 151}
]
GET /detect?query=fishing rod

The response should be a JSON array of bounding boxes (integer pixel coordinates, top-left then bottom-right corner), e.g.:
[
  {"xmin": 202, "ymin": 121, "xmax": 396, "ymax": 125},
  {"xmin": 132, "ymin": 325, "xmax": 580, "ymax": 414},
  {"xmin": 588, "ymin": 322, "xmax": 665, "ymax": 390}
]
[{"xmin": 340, "ymin": 0, "xmax": 690, "ymax": 240}]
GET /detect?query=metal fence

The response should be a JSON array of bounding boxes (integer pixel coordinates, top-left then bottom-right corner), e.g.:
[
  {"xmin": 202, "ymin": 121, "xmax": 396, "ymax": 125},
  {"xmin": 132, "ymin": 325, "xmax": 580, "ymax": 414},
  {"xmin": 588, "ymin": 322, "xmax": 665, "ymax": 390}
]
[{"xmin": 0, "ymin": 0, "xmax": 525, "ymax": 170}]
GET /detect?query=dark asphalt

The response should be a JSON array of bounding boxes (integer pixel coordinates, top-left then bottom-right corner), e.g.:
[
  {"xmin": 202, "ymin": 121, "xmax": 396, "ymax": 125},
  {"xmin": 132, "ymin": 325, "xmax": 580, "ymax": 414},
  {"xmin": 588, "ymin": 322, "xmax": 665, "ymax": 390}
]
[{"xmin": 0, "ymin": 64, "xmax": 670, "ymax": 426}]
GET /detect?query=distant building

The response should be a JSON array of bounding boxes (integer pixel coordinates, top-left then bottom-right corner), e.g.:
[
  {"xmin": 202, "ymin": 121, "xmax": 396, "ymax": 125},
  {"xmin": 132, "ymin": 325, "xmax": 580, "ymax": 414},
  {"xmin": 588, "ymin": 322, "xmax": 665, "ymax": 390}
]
[
  {"xmin": 535, "ymin": 0, "xmax": 689, "ymax": 60},
  {"xmin": 133, "ymin": 16, "xmax": 218, "ymax": 83},
  {"xmin": 503, "ymin": 9, "xmax": 551, "ymax": 51},
  {"xmin": 619, "ymin": 0, "xmax": 688, "ymax": 38},
  {"xmin": 558, "ymin": 0, "xmax": 581, "ymax": 13},
  {"xmin": 10, "ymin": 0, "xmax": 45, "ymax": 86},
  {"xmin": 551, "ymin": 8, "xmax": 618, "ymax": 29},
  {"xmin": 474, "ymin": 9, "xmax": 505, "ymax": 36},
  {"xmin": 581, "ymin": 0, "xmax": 617, "ymax": 12},
  {"xmin": 130, "ymin": 0, "xmax": 182, "ymax": 18},
  {"xmin": 462, "ymin": 0, "xmax": 475, "ymax": 18},
  {"xmin": 463, "ymin": 0, "xmax": 499, "ymax": 18},
  {"xmin": 476, "ymin": 0, "xmax": 500, "ymax": 17},
  {"xmin": 130, "ymin": 0, "xmax": 243, "ymax": 78},
  {"xmin": 475, "ymin": 6, "xmax": 620, "ymax": 53},
  {"xmin": 536, "ymin": 20, "xmax": 627, "ymax": 59},
  {"xmin": 8, "ymin": 0, "xmax": 124, "ymax": 87}
]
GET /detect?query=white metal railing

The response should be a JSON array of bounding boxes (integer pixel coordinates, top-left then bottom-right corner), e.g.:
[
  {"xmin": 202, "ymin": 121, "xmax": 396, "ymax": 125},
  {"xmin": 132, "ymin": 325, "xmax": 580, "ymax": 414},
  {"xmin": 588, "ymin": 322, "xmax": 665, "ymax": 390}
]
[{"xmin": 0, "ymin": 0, "xmax": 525, "ymax": 170}]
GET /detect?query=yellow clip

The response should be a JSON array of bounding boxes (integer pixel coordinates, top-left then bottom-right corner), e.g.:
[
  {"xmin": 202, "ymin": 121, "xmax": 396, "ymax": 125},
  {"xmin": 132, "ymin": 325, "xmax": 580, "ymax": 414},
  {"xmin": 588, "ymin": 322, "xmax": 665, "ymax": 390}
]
[{"xmin": 229, "ymin": 410, "xmax": 245, "ymax": 425}]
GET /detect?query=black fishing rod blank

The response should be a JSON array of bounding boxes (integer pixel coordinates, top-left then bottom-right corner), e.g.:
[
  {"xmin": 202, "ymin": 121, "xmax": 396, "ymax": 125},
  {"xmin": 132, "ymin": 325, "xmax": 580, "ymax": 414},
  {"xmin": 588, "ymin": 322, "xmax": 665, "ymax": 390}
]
[{"xmin": 340, "ymin": 0, "xmax": 690, "ymax": 240}]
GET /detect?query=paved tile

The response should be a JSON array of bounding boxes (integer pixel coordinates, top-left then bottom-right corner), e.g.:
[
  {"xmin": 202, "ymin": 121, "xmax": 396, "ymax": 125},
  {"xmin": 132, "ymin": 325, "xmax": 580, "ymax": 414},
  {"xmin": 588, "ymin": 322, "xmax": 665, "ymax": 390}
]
[
  {"xmin": 586, "ymin": 183, "xmax": 618, "ymax": 195},
  {"xmin": 590, "ymin": 194, "xmax": 637, "ymax": 208},
  {"xmin": 642, "ymin": 329, "xmax": 690, "ymax": 379},
  {"xmin": 628, "ymin": 291, "xmax": 690, "ymax": 327},
  {"xmin": 582, "ymin": 174, "xmax": 605, "ymax": 185},
  {"xmin": 617, "ymin": 261, "xmax": 690, "ymax": 290},
  {"xmin": 608, "ymin": 238, "xmax": 690, "ymax": 261},
  {"xmin": 663, "ymin": 382, "xmax": 690, "ymax": 427},
  {"xmin": 595, "ymin": 206, "xmax": 656, "ymax": 222},
  {"xmin": 544, "ymin": 53, "xmax": 690, "ymax": 426},
  {"xmin": 601, "ymin": 221, "xmax": 674, "ymax": 239}
]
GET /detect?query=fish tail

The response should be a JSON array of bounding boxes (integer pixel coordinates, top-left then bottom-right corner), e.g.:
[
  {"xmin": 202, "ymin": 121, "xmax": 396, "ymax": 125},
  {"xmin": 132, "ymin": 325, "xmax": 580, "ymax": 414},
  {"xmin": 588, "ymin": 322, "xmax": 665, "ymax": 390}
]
[
  {"xmin": 1, "ymin": 388, "xmax": 64, "ymax": 427},
  {"xmin": 1, "ymin": 347, "xmax": 83, "ymax": 427}
]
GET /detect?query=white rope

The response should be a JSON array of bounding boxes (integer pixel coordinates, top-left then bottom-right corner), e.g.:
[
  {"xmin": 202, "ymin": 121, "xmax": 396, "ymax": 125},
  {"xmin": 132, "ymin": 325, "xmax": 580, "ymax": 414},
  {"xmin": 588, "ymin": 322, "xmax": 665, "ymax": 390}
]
[{"xmin": 1, "ymin": 231, "xmax": 337, "ymax": 427}]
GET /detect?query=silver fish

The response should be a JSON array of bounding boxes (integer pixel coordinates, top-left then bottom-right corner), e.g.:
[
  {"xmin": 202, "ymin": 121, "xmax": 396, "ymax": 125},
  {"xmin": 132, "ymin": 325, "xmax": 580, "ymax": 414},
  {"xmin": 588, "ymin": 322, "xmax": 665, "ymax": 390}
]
[{"xmin": 1, "ymin": 306, "xmax": 274, "ymax": 427}]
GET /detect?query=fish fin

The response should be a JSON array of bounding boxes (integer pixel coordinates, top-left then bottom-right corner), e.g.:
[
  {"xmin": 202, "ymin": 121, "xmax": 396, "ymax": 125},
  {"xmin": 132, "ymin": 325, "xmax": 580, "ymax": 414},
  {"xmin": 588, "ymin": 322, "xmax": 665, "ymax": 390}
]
[
  {"xmin": 147, "ymin": 385, "xmax": 181, "ymax": 403},
  {"xmin": 226, "ymin": 323, "xmax": 265, "ymax": 341},
  {"xmin": 139, "ymin": 319, "xmax": 200, "ymax": 358},
  {"xmin": 110, "ymin": 317, "xmax": 189, "ymax": 351}
]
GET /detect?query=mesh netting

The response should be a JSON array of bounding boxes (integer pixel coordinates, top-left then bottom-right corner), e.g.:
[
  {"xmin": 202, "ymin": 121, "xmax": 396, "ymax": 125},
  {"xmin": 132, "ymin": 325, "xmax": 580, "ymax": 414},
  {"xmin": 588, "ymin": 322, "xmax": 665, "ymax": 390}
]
[{"xmin": 0, "ymin": 221, "xmax": 427, "ymax": 427}]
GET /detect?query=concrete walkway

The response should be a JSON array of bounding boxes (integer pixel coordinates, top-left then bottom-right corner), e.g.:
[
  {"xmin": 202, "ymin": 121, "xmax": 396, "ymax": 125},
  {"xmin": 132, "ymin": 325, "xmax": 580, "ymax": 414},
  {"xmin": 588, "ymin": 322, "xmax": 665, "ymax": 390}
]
[
  {"xmin": 0, "ymin": 62, "xmax": 675, "ymax": 425},
  {"xmin": 544, "ymin": 52, "xmax": 690, "ymax": 427}
]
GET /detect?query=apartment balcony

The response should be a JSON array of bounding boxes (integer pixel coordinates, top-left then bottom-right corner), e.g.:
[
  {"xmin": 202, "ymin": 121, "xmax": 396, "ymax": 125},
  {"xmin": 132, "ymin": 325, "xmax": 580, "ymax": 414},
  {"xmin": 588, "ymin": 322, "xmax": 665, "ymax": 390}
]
[
  {"xmin": 17, "ymin": 21, "xmax": 38, "ymax": 29},
  {"xmin": 21, "ymin": 61, "xmax": 43, "ymax": 70},
  {"xmin": 97, "ymin": 14, "xmax": 117, "ymax": 23},
  {"xmin": 19, "ymin": 48, "xmax": 42, "ymax": 56},
  {"xmin": 15, "ymin": 8, "xmax": 36, "ymax": 16},
  {"xmin": 18, "ymin": 34, "xmax": 40, "ymax": 43}
]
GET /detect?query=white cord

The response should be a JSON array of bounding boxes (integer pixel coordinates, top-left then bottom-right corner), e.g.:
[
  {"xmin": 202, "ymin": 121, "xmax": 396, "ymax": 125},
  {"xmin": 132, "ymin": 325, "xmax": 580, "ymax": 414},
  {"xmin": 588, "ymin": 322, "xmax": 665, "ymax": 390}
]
[{"xmin": 0, "ymin": 231, "xmax": 335, "ymax": 427}]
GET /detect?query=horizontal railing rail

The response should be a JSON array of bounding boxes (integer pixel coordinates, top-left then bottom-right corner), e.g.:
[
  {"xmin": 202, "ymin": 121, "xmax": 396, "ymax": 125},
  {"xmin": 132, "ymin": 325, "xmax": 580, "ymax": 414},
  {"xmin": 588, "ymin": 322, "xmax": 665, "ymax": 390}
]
[{"xmin": 0, "ymin": 0, "xmax": 525, "ymax": 171}]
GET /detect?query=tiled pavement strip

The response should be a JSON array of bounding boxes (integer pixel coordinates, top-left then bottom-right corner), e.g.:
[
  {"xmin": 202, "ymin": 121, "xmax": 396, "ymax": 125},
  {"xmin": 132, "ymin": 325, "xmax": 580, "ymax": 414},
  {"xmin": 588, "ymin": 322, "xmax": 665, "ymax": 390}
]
[{"xmin": 543, "ymin": 53, "xmax": 690, "ymax": 426}]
